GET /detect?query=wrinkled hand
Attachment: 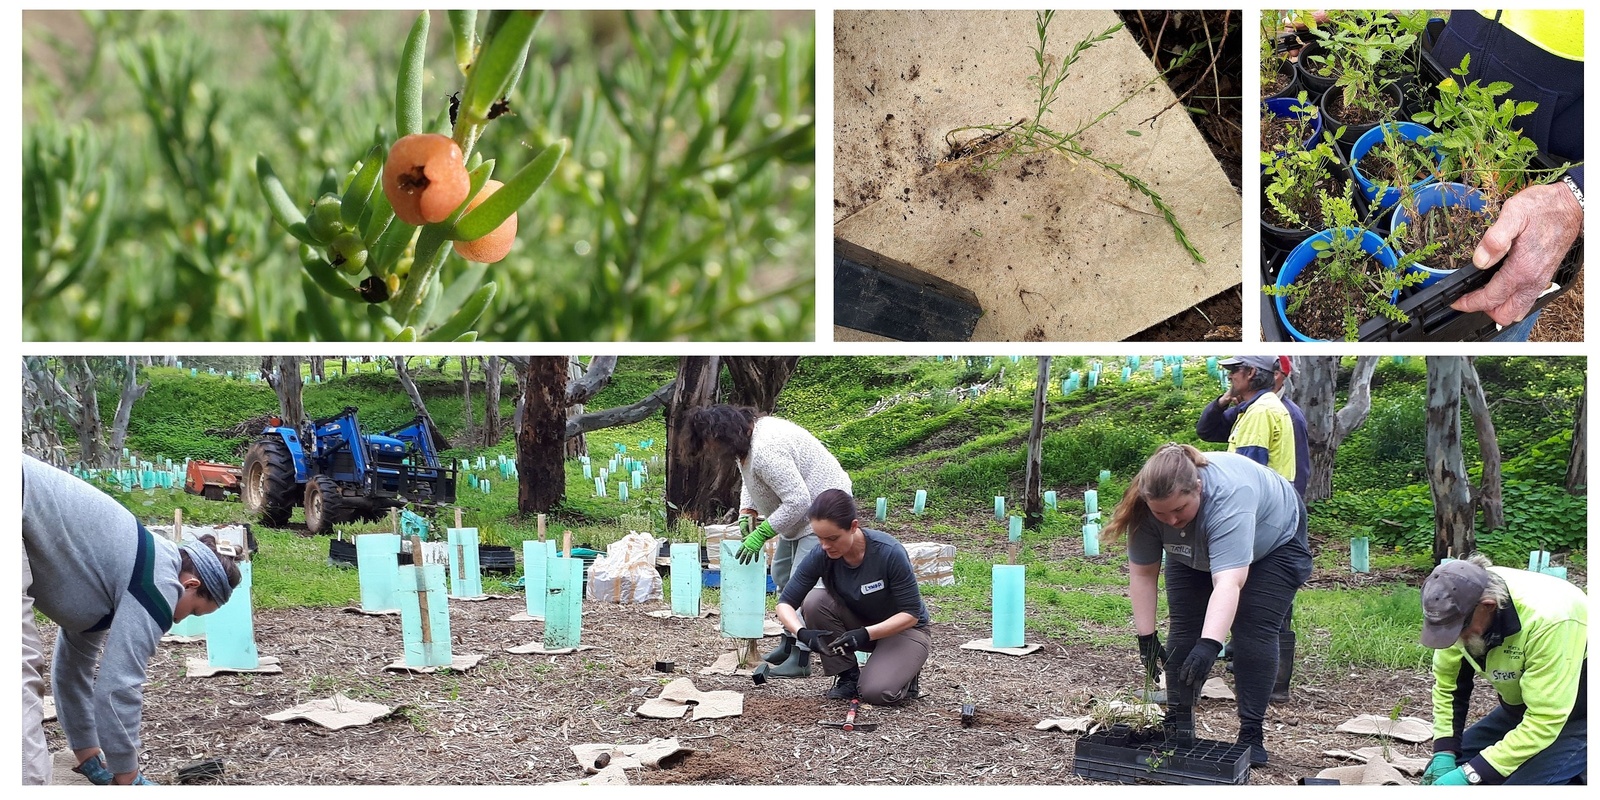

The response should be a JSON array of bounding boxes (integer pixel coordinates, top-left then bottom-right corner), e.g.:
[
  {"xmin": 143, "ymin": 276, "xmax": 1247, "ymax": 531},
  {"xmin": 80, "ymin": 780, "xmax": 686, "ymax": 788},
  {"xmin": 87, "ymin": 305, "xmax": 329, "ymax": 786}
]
[
  {"xmin": 827, "ymin": 628, "xmax": 872, "ymax": 656},
  {"xmin": 736, "ymin": 520, "xmax": 777, "ymax": 565},
  {"xmin": 1421, "ymin": 753, "xmax": 1459, "ymax": 785},
  {"xmin": 1178, "ymin": 638, "xmax": 1223, "ymax": 689},
  {"xmin": 1453, "ymin": 183, "xmax": 1583, "ymax": 327},
  {"xmin": 796, "ymin": 628, "xmax": 837, "ymax": 653},
  {"xmin": 1431, "ymin": 767, "xmax": 1471, "ymax": 786},
  {"xmin": 1137, "ymin": 632, "xmax": 1168, "ymax": 682}
]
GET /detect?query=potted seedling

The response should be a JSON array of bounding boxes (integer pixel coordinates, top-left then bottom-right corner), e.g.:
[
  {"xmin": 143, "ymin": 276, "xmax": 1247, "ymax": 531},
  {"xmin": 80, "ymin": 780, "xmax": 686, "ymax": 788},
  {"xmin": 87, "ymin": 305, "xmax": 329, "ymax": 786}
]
[
  {"xmin": 1260, "ymin": 10, "xmax": 1310, "ymax": 101},
  {"xmin": 1397, "ymin": 53, "xmax": 1574, "ymax": 284},
  {"xmin": 256, "ymin": 11, "xmax": 566, "ymax": 342},
  {"xmin": 1351, "ymin": 121, "xmax": 1442, "ymax": 214},
  {"xmin": 1260, "ymin": 122, "xmax": 1350, "ymax": 252},
  {"xmin": 1266, "ymin": 189, "xmax": 1439, "ymax": 341},
  {"xmin": 1313, "ymin": 11, "xmax": 1412, "ymax": 151},
  {"xmin": 1261, "ymin": 91, "xmax": 1323, "ymax": 160}
]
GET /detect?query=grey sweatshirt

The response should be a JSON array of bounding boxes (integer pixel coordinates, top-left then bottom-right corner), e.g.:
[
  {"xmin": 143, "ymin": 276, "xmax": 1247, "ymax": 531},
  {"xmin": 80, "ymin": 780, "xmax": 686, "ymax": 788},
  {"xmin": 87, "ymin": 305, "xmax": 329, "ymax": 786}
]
[
  {"xmin": 22, "ymin": 455, "xmax": 181, "ymax": 775},
  {"xmin": 737, "ymin": 416, "xmax": 852, "ymax": 541}
]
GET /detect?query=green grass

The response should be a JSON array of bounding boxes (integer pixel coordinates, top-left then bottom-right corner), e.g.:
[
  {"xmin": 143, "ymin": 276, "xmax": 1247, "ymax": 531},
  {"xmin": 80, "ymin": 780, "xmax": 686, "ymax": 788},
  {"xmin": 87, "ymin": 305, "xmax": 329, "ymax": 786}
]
[{"xmin": 1295, "ymin": 584, "xmax": 1432, "ymax": 672}]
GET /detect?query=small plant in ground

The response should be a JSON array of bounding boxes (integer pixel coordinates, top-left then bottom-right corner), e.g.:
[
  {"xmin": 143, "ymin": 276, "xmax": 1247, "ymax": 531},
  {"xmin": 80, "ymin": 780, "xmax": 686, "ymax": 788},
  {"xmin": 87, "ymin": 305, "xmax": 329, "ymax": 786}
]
[
  {"xmin": 945, "ymin": 11, "xmax": 1208, "ymax": 263},
  {"xmin": 1264, "ymin": 190, "xmax": 1438, "ymax": 341}
]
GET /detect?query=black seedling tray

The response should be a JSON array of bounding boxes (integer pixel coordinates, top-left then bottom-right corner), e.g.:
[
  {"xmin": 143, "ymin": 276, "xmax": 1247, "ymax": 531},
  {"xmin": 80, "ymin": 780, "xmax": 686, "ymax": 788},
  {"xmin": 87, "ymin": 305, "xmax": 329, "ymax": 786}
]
[
  {"xmin": 1262, "ymin": 22, "xmax": 1582, "ymax": 342},
  {"xmin": 1072, "ymin": 731, "xmax": 1251, "ymax": 786}
]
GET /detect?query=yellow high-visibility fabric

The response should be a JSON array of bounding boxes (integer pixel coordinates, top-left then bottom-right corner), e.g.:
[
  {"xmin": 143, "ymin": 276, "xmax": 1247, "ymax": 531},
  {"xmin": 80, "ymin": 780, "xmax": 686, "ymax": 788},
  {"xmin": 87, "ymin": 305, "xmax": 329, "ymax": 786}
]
[{"xmin": 1473, "ymin": 10, "xmax": 1584, "ymax": 61}]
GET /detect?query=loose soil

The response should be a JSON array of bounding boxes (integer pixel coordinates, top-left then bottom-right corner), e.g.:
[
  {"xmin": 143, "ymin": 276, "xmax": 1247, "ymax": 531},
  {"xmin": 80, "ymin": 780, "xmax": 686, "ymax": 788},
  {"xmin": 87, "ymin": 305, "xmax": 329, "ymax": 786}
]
[
  {"xmin": 1262, "ymin": 67, "xmax": 1292, "ymax": 99},
  {"xmin": 35, "ymin": 543, "xmax": 1531, "ymax": 786},
  {"xmin": 1325, "ymin": 90, "xmax": 1398, "ymax": 129},
  {"xmin": 1399, "ymin": 205, "xmax": 1491, "ymax": 272},
  {"xmin": 1531, "ymin": 264, "xmax": 1584, "ymax": 342},
  {"xmin": 1358, "ymin": 139, "xmax": 1433, "ymax": 186},
  {"xmin": 1284, "ymin": 254, "xmax": 1390, "ymax": 341},
  {"xmin": 1261, "ymin": 115, "xmax": 1305, "ymax": 154}
]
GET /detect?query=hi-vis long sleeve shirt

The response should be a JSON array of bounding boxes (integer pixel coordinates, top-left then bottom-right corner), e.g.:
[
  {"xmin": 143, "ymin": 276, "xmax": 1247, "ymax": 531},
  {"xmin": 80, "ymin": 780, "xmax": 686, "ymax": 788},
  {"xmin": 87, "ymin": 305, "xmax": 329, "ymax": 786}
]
[{"xmin": 1431, "ymin": 566, "xmax": 1588, "ymax": 782}]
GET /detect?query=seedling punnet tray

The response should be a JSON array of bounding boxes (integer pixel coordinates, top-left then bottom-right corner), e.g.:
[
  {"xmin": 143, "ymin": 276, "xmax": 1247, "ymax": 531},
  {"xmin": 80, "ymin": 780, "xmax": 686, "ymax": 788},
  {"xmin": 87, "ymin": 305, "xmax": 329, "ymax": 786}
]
[
  {"xmin": 1261, "ymin": 20, "xmax": 1583, "ymax": 342},
  {"xmin": 1072, "ymin": 731, "xmax": 1252, "ymax": 785}
]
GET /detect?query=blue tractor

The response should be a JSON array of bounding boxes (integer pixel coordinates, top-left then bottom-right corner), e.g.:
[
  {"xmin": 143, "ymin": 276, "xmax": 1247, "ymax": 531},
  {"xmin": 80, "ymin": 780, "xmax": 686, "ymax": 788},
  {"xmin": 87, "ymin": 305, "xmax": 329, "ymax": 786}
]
[{"xmin": 240, "ymin": 407, "xmax": 457, "ymax": 534}]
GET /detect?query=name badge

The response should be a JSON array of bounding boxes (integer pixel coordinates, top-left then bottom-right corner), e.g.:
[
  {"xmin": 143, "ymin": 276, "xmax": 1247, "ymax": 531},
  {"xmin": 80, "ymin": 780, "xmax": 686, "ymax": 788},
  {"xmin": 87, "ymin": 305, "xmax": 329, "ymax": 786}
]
[{"xmin": 860, "ymin": 580, "xmax": 885, "ymax": 595}]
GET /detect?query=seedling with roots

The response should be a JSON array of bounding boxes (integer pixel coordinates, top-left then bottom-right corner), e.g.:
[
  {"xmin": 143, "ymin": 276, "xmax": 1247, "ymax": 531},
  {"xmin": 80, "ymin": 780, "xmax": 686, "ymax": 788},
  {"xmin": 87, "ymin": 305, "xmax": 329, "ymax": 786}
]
[
  {"xmin": 257, "ymin": 11, "xmax": 565, "ymax": 341},
  {"xmin": 1086, "ymin": 691, "xmax": 1165, "ymax": 736},
  {"xmin": 945, "ymin": 12, "xmax": 1209, "ymax": 264}
]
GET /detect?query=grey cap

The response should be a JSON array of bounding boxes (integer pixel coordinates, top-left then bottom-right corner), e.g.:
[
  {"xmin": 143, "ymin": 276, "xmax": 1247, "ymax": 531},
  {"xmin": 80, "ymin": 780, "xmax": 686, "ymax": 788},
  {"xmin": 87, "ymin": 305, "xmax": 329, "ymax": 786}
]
[
  {"xmin": 1420, "ymin": 561, "xmax": 1490, "ymax": 649},
  {"xmin": 1218, "ymin": 355, "xmax": 1279, "ymax": 373}
]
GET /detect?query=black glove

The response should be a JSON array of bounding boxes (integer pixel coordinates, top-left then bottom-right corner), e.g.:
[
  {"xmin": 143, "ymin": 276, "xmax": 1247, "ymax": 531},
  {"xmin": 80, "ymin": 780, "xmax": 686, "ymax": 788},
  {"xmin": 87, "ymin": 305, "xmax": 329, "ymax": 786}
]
[
  {"xmin": 796, "ymin": 628, "xmax": 836, "ymax": 653},
  {"xmin": 1178, "ymin": 638, "xmax": 1224, "ymax": 689},
  {"xmin": 1137, "ymin": 632, "xmax": 1167, "ymax": 681},
  {"xmin": 827, "ymin": 628, "xmax": 872, "ymax": 656}
]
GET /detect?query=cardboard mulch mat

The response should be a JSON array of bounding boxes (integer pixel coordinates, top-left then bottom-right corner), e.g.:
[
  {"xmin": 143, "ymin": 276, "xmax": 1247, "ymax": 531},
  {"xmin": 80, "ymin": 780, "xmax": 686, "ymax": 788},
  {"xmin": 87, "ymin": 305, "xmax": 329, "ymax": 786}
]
[
  {"xmin": 1322, "ymin": 745, "xmax": 1429, "ymax": 777},
  {"xmin": 546, "ymin": 764, "xmax": 630, "ymax": 786},
  {"xmin": 569, "ymin": 738, "xmax": 691, "ymax": 773},
  {"xmin": 506, "ymin": 642, "xmax": 596, "ymax": 656},
  {"xmin": 341, "ymin": 606, "xmax": 399, "ymax": 617},
  {"xmin": 1336, "ymin": 714, "xmax": 1433, "ymax": 742},
  {"xmin": 696, "ymin": 651, "xmax": 759, "ymax": 676},
  {"xmin": 636, "ymin": 678, "xmax": 744, "ymax": 721},
  {"xmin": 960, "ymin": 638, "xmax": 1042, "ymax": 656},
  {"xmin": 263, "ymin": 694, "xmax": 397, "ymax": 730},
  {"xmin": 382, "ymin": 653, "xmax": 485, "ymax": 674},
  {"xmin": 184, "ymin": 655, "xmax": 283, "ymax": 678}
]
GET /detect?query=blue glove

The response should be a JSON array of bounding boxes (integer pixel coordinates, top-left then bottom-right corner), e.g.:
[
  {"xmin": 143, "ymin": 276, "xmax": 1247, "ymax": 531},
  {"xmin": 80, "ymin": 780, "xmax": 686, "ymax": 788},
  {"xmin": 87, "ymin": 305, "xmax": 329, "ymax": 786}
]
[
  {"xmin": 1421, "ymin": 753, "xmax": 1458, "ymax": 785},
  {"xmin": 737, "ymin": 520, "xmax": 777, "ymax": 565},
  {"xmin": 1431, "ymin": 767, "xmax": 1470, "ymax": 786},
  {"xmin": 131, "ymin": 773, "xmax": 160, "ymax": 785}
]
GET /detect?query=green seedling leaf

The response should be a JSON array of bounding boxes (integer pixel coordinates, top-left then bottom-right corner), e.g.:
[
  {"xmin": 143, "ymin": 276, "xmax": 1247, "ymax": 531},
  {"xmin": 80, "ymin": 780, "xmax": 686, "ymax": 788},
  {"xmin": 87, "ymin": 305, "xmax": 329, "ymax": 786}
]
[
  {"xmin": 396, "ymin": 11, "xmax": 429, "ymax": 138},
  {"xmin": 256, "ymin": 154, "xmax": 318, "ymax": 246},
  {"xmin": 447, "ymin": 10, "xmax": 477, "ymax": 71},
  {"xmin": 454, "ymin": 140, "xmax": 566, "ymax": 241},
  {"xmin": 341, "ymin": 144, "xmax": 386, "ymax": 228},
  {"xmin": 1125, "ymin": 129, "xmax": 1142, "ymax": 136},
  {"xmin": 422, "ymin": 282, "xmax": 497, "ymax": 341},
  {"xmin": 463, "ymin": 11, "xmax": 542, "ymax": 122}
]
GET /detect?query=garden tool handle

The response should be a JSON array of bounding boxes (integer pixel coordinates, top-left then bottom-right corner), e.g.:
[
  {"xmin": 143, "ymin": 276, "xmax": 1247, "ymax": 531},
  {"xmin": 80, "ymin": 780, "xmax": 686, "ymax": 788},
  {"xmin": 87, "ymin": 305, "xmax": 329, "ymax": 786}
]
[{"xmin": 844, "ymin": 698, "xmax": 860, "ymax": 731}]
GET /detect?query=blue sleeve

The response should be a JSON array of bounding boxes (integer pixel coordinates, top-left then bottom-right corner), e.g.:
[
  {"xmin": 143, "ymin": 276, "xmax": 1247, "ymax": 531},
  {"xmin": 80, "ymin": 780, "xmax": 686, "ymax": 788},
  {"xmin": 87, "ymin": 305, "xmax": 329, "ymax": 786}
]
[
  {"xmin": 1195, "ymin": 398, "xmax": 1235, "ymax": 443},
  {"xmin": 778, "ymin": 544, "xmax": 827, "ymax": 609},
  {"xmin": 1569, "ymin": 165, "xmax": 1583, "ymax": 192},
  {"xmin": 1236, "ymin": 445, "xmax": 1270, "ymax": 466}
]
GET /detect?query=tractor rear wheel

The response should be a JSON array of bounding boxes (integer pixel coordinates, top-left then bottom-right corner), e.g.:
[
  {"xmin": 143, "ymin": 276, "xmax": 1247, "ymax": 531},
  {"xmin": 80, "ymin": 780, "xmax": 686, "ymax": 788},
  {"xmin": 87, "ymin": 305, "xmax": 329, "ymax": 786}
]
[
  {"xmin": 303, "ymin": 475, "xmax": 352, "ymax": 535},
  {"xmin": 242, "ymin": 438, "xmax": 296, "ymax": 527}
]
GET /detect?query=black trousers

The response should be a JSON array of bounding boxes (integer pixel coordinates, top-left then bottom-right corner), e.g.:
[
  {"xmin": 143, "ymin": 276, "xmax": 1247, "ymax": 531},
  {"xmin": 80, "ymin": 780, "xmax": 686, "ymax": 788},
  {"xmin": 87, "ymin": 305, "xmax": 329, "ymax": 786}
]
[{"xmin": 1164, "ymin": 530, "xmax": 1313, "ymax": 726}]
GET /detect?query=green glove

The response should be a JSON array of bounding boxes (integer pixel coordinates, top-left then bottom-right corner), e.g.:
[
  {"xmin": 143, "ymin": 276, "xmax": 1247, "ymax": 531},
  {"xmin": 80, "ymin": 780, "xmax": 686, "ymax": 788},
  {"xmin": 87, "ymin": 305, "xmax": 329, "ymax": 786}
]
[
  {"xmin": 1431, "ymin": 767, "xmax": 1470, "ymax": 786},
  {"xmin": 738, "ymin": 514, "xmax": 755, "ymax": 537},
  {"xmin": 737, "ymin": 520, "xmax": 778, "ymax": 564},
  {"xmin": 1421, "ymin": 753, "xmax": 1458, "ymax": 785}
]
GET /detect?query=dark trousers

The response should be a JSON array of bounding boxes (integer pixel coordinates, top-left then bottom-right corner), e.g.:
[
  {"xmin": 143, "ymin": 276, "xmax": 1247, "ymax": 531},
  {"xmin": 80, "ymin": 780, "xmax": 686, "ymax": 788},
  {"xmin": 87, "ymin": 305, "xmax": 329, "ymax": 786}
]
[
  {"xmin": 1164, "ymin": 534, "xmax": 1313, "ymax": 726},
  {"xmin": 800, "ymin": 588, "xmax": 930, "ymax": 705},
  {"xmin": 1456, "ymin": 705, "xmax": 1587, "ymax": 785}
]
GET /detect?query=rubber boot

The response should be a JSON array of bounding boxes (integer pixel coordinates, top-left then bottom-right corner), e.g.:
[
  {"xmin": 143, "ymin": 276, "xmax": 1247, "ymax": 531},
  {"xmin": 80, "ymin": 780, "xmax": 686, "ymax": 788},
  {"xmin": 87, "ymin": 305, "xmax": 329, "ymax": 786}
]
[
  {"xmin": 1237, "ymin": 720, "xmax": 1269, "ymax": 766},
  {"xmin": 766, "ymin": 641, "xmax": 812, "ymax": 678},
  {"xmin": 1269, "ymin": 632, "xmax": 1296, "ymax": 704},
  {"xmin": 762, "ymin": 634, "xmax": 794, "ymax": 665},
  {"xmin": 1162, "ymin": 704, "xmax": 1195, "ymax": 745}
]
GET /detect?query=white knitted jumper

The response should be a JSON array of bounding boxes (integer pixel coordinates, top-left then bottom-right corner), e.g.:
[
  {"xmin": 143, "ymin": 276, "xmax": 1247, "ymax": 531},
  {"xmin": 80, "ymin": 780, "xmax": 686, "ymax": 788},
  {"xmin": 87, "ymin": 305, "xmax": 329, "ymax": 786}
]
[{"xmin": 737, "ymin": 416, "xmax": 852, "ymax": 541}]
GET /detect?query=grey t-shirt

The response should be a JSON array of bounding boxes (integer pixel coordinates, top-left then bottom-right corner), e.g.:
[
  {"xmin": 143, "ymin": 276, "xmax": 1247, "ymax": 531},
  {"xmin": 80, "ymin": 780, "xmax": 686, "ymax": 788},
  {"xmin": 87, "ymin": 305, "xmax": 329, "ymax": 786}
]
[
  {"xmin": 779, "ymin": 527, "xmax": 929, "ymax": 627},
  {"xmin": 1128, "ymin": 451, "xmax": 1301, "ymax": 572}
]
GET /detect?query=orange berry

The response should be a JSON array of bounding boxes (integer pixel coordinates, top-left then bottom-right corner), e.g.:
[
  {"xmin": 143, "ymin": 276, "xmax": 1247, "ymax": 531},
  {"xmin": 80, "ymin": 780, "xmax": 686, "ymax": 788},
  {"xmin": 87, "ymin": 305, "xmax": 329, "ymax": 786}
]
[
  {"xmin": 452, "ymin": 180, "xmax": 517, "ymax": 263},
  {"xmin": 383, "ymin": 133, "xmax": 470, "ymax": 226}
]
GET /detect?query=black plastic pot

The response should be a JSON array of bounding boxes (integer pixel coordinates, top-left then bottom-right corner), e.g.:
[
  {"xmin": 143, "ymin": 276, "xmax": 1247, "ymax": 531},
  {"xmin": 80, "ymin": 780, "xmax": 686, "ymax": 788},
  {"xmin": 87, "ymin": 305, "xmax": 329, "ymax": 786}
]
[
  {"xmin": 1293, "ymin": 39, "xmax": 1337, "ymax": 95},
  {"xmin": 1261, "ymin": 155, "xmax": 1361, "ymax": 253},
  {"xmin": 328, "ymin": 538, "xmax": 357, "ymax": 567},
  {"xmin": 1318, "ymin": 82, "xmax": 1406, "ymax": 156},
  {"xmin": 1264, "ymin": 60, "xmax": 1301, "ymax": 101},
  {"xmin": 1072, "ymin": 731, "xmax": 1251, "ymax": 786},
  {"xmin": 1106, "ymin": 723, "xmax": 1132, "ymax": 747},
  {"xmin": 480, "ymin": 544, "xmax": 516, "ymax": 575}
]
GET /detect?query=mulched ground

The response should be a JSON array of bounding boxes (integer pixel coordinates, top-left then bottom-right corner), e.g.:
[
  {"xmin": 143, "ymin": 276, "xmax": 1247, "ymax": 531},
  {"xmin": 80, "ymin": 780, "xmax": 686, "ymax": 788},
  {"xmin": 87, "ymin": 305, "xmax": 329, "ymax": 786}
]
[{"xmin": 40, "ymin": 523, "xmax": 1566, "ymax": 785}]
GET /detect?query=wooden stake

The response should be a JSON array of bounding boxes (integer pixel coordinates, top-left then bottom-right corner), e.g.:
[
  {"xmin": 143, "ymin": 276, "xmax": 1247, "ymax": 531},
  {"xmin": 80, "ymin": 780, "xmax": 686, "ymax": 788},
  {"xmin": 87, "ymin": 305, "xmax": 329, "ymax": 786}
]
[
  {"xmin": 537, "ymin": 513, "xmax": 546, "ymax": 541},
  {"xmin": 173, "ymin": 508, "xmax": 184, "ymax": 543},
  {"xmin": 736, "ymin": 638, "xmax": 760, "ymax": 669},
  {"xmin": 455, "ymin": 507, "xmax": 463, "ymax": 528},
  {"xmin": 1007, "ymin": 542, "xmax": 1018, "ymax": 565},
  {"xmin": 390, "ymin": 508, "xmax": 400, "ymax": 536},
  {"xmin": 563, "ymin": 531, "xmax": 572, "ymax": 558},
  {"xmin": 411, "ymin": 534, "xmax": 432, "ymax": 647}
]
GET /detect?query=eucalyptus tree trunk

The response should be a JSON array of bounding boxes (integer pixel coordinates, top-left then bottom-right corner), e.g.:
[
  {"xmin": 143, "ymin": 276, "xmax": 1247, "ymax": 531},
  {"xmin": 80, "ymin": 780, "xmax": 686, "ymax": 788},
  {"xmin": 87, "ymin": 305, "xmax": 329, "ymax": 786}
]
[
  {"xmin": 665, "ymin": 356, "xmax": 724, "ymax": 527},
  {"xmin": 1024, "ymin": 357, "xmax": 1051, "ymax": 528},
  {"xmin": 263, "ymin": 355, "xmax": 304, "ymax": 425},
  {"xmin": 392, "ymin": 357, "xmax": 441, "ymax": 438},
  {"xmin": 517, "ymin": 357, "xmax": 569, "ymax": 514},
  {"xmin": 1426, "ymin": 357, "xmax": 1474, "ymax": 562},
  {"xmin": 460, "ymin": 357, "xmax": 475, "ymax": 447},
  {"xmin": 65, "ymin": 357, "xmax": 108, "ymax": 467},
  {"xmin": 23, "ymin": 357, "xmax": 78, "ymax": 466},
  {"xmin": 565, "ymin": 357, "xmax": 588, "ymax": 458},
  {"xmin": 108, "ymin": 357, "xmax": 149, "ymax": 460},
  {"xmin": 1291, "ymin": 355, "xmax": 1378, "ymax": 502},
  {"xmin": 483, "ymin": 355, "xmax": 505, "ymax": 445},
  {"xmin": 1567, "ymin": 391, "xmax": 1586, "ymax": 496},
  {"xmin": 1459, "ymin": 358, "xmax": 1503, "ymax": 531}
]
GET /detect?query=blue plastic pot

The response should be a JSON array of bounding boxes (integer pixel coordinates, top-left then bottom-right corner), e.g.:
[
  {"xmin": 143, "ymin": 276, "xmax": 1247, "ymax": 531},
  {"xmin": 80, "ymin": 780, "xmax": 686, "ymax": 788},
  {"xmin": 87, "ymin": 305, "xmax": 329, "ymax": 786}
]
[
  {"xmin": 1262, "ymin": 97, "xmax": 1324, "ymax": 157},
  {"xmin": 1274, "ymin": 228, "xmax": 1403, "ymax": 342},
  {"xmin": 1350, "ymin": 122, "xmax": 1441, "ymax": 212},
  {"xmin": 1389, "ymin": 182, "xmax": 1489, "ymax": 287}
]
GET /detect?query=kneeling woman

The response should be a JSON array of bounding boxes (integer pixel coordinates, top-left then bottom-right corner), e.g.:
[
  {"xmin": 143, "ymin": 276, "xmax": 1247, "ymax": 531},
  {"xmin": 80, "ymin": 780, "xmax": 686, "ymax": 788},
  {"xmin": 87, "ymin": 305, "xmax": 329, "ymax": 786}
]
[
  {"xmin": 1105, "ymin": 443, "xmax": 1312, "ymax": 766},
  {"xmin": 775, "ymin": 489, "xmax": 931, "ymax": 704}
]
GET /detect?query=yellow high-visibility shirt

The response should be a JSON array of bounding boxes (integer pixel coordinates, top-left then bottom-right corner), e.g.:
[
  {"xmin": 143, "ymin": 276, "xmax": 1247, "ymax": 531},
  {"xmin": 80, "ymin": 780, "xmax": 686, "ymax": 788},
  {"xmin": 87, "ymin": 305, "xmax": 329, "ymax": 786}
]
[{"xmin": 1473, "ymin": 10, "xmax": 1584, "ymax": 61}]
